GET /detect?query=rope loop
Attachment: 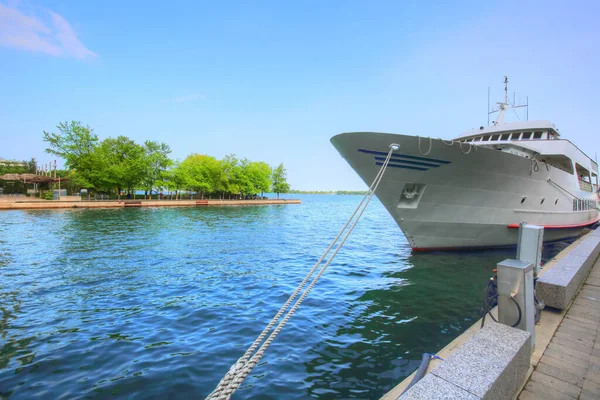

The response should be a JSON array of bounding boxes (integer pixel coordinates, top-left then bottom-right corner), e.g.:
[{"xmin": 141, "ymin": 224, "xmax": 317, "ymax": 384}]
[
  {"xmin": 531, "ymin": 159, "xmax": 540, "ymax": 174},
  {"xmin": 418, "ymin": 136, "xmax": 432, "ymax": 156},
  {"xmin": 441, "ymin": 139, "xmax": 454, "ymax": 146},
  {"xmin": 459, "ymin": 141, "xmax": 472, "ymax": 155}
]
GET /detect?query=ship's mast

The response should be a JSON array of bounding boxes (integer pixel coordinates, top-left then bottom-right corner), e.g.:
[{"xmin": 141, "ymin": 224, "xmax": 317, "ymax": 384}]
[{"xmin": 488, "ymin": 76, "xmax": 528, "ymax": 126}]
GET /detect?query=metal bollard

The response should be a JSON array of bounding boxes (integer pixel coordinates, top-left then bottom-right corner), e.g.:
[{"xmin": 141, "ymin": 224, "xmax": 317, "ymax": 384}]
[
  {"xmin": 497, "ymin": 259, "xmax": 535, "ymax": 349},
  {"xmin": 517, "ymin": 223, "xmax": 544, "ymax": 275}
]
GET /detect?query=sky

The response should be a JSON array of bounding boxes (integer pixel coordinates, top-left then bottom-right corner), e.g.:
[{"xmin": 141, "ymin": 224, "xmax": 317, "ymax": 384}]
[{"xmin": 1, "ymin": 0, "xmax": 598, "ymax": 190}]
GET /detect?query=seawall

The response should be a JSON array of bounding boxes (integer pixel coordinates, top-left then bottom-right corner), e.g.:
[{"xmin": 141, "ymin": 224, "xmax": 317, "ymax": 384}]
[{"xmin": 0, "ymin": 199, "xmax": 301, "ymax": 210}]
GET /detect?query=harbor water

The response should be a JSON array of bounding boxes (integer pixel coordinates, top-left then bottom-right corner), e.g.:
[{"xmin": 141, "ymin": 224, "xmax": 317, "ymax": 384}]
[{"xmin": 0, "ymin": 195, "xmax": 570, "ymax": 399}]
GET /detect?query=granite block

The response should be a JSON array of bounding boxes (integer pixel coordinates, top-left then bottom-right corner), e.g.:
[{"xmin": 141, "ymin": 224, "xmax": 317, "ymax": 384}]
[
  {"xmin": 537, "ymin": 232, "xmax": 600, "ymax": 309},
  {"xmin": 571, "ymin": 241, "xmax": 600, "ymax": 259},
  {"xmin": 400, "ymin": 373, "xmax": 479, "ymax": 400},
  {"xmin": 430, "ymin": 321, "xmax": 531, "ymax": 400}
]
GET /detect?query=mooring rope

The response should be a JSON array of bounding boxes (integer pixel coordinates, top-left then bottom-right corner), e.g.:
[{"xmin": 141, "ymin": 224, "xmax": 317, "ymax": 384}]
[{"xmin": 206, "ymin": 143, "xmax": 400, "ymax": 400}]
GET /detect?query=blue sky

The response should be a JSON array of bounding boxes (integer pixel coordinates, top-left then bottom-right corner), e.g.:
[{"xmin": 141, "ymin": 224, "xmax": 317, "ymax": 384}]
[{"xmin": 1, "ymin": 0, "xmax": 598, "ymax": 190}]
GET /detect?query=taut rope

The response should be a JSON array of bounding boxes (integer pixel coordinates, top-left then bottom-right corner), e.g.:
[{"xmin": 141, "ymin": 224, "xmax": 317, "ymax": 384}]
[{"xmin": 206, "ymin": 143, "xmax": 399, "ymax": 400}]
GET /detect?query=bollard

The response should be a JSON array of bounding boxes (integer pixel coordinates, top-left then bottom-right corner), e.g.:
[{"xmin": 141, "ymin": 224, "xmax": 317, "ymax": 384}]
[
  {"xmin": 517, "ymin": 223, "xmax": 544, "ymax": 275},
  {"xmin": 497, "ymin": 259, "xmax": 535, "ymax": 349}
]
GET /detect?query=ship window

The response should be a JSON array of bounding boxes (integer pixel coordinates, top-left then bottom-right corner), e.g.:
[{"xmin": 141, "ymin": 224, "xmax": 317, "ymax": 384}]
[
  {"xmin": 576, "ymin": 163, "xmax": 591, "ymax": 182},
  {"xmin": 501, "ymin": 133, "xmax": 510, "ymax": 140},
  {"xmin": 576, "ymin": 163, "xmax": 592, "ymax": 192},
  {"xmin": 539, "ymin": 154, "xmax": 574, "ymax": 175},
  {"xmin": 511, "ymin": 133, "xmax": 521, "ymax": 140},
  {"xmin": 474, "ymin": 137, "xmax": 481, "ymax": 142},
  {"xmin": 533, "ymin": 132, "xmax": 543, "ymax": 139},
  {"xmin": 483, "ymin": 135, "xmax": 491, "ymax": 141},
  {"xmin": 491, "ymin": 135, "xmax": 500, "ymax": 140},
  {"xmin": 522, "ymin": 132, "xmax": 532, "ymax": 139}
]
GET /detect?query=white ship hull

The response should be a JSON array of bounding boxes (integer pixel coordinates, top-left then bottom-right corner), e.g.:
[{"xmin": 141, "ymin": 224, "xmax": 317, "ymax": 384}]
[{"xmin": 331, "ymin": 132, "xmax": 600, "ymax": 251}]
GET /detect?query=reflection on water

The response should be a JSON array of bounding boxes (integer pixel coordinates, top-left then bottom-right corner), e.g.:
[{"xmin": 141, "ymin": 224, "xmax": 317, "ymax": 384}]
[{"xmin": 0, "ymin": 196, "xmax": 575, "ymax": 399}]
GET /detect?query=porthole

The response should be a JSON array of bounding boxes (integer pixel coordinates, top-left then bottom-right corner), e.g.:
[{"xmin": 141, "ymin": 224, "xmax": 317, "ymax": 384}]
[
  {"xmin": 521, "ymin": 196, "xmax": 527, "ymax": 204},
  {"xmin": 540, "ymin": 198, "xmax": 545, "ymax": 204},
  {"xmin": 555, "ymin": 198, "xmax": 559, "ymax": 205}
]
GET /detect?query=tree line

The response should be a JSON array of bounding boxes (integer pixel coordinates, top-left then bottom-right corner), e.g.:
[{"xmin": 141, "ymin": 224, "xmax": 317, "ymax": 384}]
[{"xmin": 43, "ymin": 121, "xmax": 291, "ymax": 199}]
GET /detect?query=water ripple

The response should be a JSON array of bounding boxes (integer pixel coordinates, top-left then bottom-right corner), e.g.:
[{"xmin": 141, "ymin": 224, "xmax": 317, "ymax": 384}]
[{"xmin": 0, "ymin": 195, "xmax": 569, "ymax": 399}]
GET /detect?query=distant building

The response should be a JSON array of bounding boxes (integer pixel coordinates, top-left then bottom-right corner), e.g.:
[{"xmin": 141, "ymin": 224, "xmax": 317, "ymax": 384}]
[{"xmin": 0, "ymin": 157, "xmax": 27, "ymax": 167}]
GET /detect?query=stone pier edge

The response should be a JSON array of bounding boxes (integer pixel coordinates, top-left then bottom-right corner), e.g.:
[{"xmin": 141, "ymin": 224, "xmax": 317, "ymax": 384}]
[
  {"xmin": 0, "ymin": 199, "xmax": 301, "ymax": 210},
  {"xmin": 382, "ymin": 229, "xmax": 600, "ymax": 400}
]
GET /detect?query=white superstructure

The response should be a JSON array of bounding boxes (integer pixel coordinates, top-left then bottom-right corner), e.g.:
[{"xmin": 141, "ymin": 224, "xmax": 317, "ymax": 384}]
[{"xmin": 331, "ymin": 79, "xmax": 599, "ymax": 251}]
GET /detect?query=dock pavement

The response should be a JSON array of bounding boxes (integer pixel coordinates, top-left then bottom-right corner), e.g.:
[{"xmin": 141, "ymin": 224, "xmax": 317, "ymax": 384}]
[{"xmin": 519, "ymin": 257, "xmax": 600, "ymax": 400}]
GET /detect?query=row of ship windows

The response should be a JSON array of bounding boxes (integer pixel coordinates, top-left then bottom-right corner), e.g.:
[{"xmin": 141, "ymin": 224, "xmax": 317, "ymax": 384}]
[
  {"xmin": 520, "ymin": 197, "xmax": 598, "ymax": 211},
  {"xmin": 573, "ymin": 199, "xmax": 598, "ymax": 211},
  {"xmin": 462, "ymin": 131, "xmax": 545, "ymax": 143}
]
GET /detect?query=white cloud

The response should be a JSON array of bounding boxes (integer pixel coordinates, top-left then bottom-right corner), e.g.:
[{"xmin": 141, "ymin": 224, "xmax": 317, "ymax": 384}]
[
  {"xmin": 0, "ymin": 3, "xmax": 97, "ymax": 60},
  {"xmin": 171, "ymin": 93, "xmax": 205, "ymax": 103}
]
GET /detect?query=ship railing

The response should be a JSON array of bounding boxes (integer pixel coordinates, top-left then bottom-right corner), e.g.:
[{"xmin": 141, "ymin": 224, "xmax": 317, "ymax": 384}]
[{"xmin": 579, "ymin": 179, "xmax": 592, "ymax": 192}]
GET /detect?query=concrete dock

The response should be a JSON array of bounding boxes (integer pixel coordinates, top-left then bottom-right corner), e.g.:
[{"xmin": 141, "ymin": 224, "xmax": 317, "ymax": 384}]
[
  {"xmin": 0, "ymin": 198, "xmax": 301, "ymax": 210},
  {"xmin": 519, "ymin": 258, "xmax": 600, "ymax": 399},
  {"xmin": 385, "ymin": 227, "xmax": 600, "ymax": 400}
]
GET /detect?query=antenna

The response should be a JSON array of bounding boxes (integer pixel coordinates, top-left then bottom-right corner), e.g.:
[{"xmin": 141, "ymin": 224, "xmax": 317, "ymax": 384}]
[
  {"xmin": 487, "ymin": 87, "xmax": 490, "ymax": 125},
  {"xmin": 526, "ymin": 96, "xmax": 529, "ymax": 121},
  {"xmin": 489, "ymin": 76, "xmax": 528, "ymax": 125}
]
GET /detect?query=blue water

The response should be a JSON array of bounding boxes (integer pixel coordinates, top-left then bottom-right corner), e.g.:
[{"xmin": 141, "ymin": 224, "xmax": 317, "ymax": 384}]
[{"xmin": 0, "ymin": 195, "xmax": 571, "ymax": 399}]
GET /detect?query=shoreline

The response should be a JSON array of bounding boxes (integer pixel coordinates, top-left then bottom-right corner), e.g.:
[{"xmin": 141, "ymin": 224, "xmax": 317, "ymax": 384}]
[{"xmin": 0, "ymin": 198, "xmax": 301, "ymax": 210}]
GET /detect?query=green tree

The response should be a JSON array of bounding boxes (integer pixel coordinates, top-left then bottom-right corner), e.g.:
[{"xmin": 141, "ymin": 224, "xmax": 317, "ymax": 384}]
[
  {"xmin": 237, "ymin": 158, "xmax": 257, "ymax": 197},
  {"xmin": 0, "ymin": 159, "xmax": 34, "ymax": 175},
  {"xmin": 43, "ymin": 121, "xmax": 103, "ymax": 193},
  {"xmin": 100, "ymin": 136, "xmax": 146, "ymax": 199},
  {"xmin": 247, "ymin": 161, "xmax": 272, "ymax": 197},
  {"xmin": 142, "ymin": 141, "xmax": 172, "ymax": 198},
  {"xmin": 220, "ymin": 154, "xmax": 241, "ymax": 199},
  {"xmin": 272, "ymin": 163, "xmax": 290, "ymax": 199},
  {"xmin": 203, "ymin": 156, "xmax": 227, "ymax": 198},
  {"xmin": 180, "ymin": 154, "xmax": 218, "ymax": 199},
  {"xmin": 164, "ymin": 161, "xmax": 189, "ymax": 200},
  {"xmin": 43, "ymin": 121, "xmax": 98, "ymax": 169},
  {"xmin": 26, "ymin": 158, "xmax": 37, "ymax": 174}
]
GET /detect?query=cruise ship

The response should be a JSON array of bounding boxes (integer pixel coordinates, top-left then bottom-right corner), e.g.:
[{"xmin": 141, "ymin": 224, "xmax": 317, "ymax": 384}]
[{"xmin": 331, "ymin": 79, "xmax": 599, "ymax": 251}]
